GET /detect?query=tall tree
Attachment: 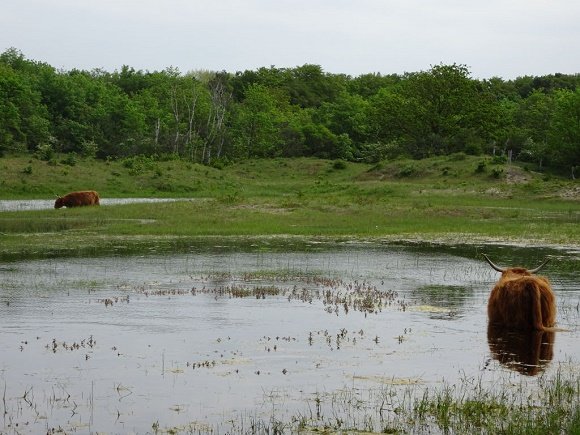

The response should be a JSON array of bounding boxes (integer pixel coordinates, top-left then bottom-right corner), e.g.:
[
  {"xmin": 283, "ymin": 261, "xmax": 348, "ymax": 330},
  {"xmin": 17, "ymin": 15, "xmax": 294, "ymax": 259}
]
[
  {"xmin": 400, "ymin": 63, "xmax": 483, "ymax": 156},
  {"xmin": 517, "ymin": 90, "xmax": 555, "ymax": 167},
  {"xmin": 203, "ymin": 72, "xmax": 232, "ymax": 163},
  {"xmin": 0, "ymin": 50, "xmax": 51, "ymax": 152},
  {"xmin": 549, "ymin": 88, "xmax": 580, "ymax": 177},
  {"xmin": 232, "ymin": 83, "xmax": 280, "ymax": 158},
  {"xmin": 318, "ymin": 91, "xmax": 370, "ymax": 145}
]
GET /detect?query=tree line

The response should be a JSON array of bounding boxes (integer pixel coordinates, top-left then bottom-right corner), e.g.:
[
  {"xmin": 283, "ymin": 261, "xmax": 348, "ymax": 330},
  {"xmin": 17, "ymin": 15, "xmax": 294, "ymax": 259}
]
[{"xmin": 1, "ymin": 48, "xmax": 578, "ymax": 175}]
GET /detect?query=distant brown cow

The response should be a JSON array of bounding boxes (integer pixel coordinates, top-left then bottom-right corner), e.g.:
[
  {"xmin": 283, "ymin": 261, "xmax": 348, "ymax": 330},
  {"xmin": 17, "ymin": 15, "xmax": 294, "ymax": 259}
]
[
  {"xmin": 54, "ymin": 191, "xmax": 100, "ymax": 209},
  {"xmin": 483, "ymin": 254, "xmax": 556, "ymax": 331}
]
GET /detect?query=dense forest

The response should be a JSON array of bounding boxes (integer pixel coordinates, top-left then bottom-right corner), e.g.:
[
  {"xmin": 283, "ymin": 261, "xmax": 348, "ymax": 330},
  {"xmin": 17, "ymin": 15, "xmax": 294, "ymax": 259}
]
[{"xmin": 1, "ymin": 48, "xmax": 579, "ymax": 175}]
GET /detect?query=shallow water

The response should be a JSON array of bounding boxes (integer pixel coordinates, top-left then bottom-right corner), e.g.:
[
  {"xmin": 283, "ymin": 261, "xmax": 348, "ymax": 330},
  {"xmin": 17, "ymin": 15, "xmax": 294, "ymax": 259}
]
[
  {"xmin": 0, "ymin": 244, "xmax": 578, "ymax": 433},
  {"xmin": 0, "ymin": 197, "xmax": 184, "ymax": 211}
]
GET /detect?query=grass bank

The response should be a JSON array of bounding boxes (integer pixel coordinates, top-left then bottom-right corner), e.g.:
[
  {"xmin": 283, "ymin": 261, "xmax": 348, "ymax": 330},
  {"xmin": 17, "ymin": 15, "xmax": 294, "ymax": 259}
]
[{"xmin": 1, "ymin": 154, "xmax": 579, "ymax": 260}]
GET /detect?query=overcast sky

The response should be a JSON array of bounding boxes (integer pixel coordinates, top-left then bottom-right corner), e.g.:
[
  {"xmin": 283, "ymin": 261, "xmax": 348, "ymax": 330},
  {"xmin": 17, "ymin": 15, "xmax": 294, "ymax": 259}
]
[{"xmin": 2, "ymin": 0, "xmax": 579, "ymax": 79}]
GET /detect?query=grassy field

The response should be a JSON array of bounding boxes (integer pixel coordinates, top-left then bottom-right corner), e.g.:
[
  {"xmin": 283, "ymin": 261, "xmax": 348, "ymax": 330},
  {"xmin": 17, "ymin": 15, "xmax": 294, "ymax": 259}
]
[
  {"xmin": 1, "ymin": 153, "xmax": 579, "ymax": 259},
  {"xmin": 1, "ymin": 154, "xmax": 579, "ymax": 433}
]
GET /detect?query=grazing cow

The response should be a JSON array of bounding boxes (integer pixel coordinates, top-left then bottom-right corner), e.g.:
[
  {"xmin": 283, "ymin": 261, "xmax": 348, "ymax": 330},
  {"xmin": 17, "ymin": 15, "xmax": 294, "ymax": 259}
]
[
  {"xmin": 54, "ymin": 190, "xmax": 100, "ymax": 209},
  {"xmin": 483, "ymin": 254, "xmax": 556, "ymax": 331},
  {"xmin": 487, "ymin": 324, "xmax": 554, "ymax": 376}
]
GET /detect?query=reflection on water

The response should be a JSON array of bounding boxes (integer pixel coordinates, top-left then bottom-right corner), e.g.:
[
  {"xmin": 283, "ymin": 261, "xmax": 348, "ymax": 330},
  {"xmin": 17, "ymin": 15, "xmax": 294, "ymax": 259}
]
[
  {"xmin": 411, "ymin": 284, "xmax": 474, "ymax": 308},
  {"xmin": 0, "ymin": 243, "xmax": 578, "ymax": 433},
  {"xmin": 487, "ymin": 324, "xmax": 555, "ymax": 376}
]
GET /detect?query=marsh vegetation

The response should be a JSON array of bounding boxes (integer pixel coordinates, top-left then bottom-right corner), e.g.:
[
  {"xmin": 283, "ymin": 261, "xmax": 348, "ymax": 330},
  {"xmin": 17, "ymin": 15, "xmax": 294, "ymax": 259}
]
[
  {"xmin": 1, "ymin": 156, "xmax": 579, "ymax": 262},
  {"xmin": 0, "ymin": 155, "xmax": 579, "ymax": 433},
  {"xmin": 0, "ymin": 244, "xmax": 578, "ymax": 434}
]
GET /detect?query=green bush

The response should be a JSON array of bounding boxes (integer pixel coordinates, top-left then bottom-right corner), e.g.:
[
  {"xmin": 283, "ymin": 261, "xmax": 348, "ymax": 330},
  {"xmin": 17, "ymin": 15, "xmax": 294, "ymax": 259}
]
[
  {"xmin": 35, "ymin": 144, "xmax": 54, "ymax": 161},
  {"xmin": 79, "ymin": 140, "xmax": 99, "ymax": 158},
  {"xmin": 398, "ymin": 164, "xmax": 417, "ymax": 177},
  {"xmin": 448, "ymin": 152, "xmax": 467, "ymax": 161},
  {"xmin": 61, "ymin": 153, "xmax": 77, "ymax": 166},
  {"xmin": 492, "ymin": 155, "xmax": 507, "ymax": 164},
  {"xmin": 122, "ymin": 155, "xmax": 156, "ymax": 175}
]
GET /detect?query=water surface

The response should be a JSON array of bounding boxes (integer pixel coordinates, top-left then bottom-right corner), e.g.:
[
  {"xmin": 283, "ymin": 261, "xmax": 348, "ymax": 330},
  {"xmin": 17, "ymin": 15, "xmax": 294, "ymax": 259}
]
[
  {"xmin": 0, "ymin": 244, "xmax": 578, "ymax": 433},
  {"xmin": 0, "ymin": 197, "xmax": 185, "ymax": 211}
]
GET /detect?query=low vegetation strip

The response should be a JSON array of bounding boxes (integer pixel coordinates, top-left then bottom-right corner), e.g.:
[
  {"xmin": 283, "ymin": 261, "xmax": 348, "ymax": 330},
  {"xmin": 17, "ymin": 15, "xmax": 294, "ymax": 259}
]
[{"xmin": 0, "ymin": 156, "xmax": 579, "ymax": 260}]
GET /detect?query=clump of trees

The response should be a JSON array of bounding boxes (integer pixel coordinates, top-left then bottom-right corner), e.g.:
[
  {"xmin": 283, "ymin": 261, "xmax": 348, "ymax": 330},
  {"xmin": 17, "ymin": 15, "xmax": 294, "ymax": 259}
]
[{"xmin": 1, "ymin": 48, "xmax": 578, "ymax": 175}]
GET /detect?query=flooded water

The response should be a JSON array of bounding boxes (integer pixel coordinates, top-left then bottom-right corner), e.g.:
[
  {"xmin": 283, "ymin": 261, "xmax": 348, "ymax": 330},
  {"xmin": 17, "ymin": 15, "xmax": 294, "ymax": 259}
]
[
  {"xmin": 0, "ymin": 198, "xmax": 185, "ymax": 211},
  {"xmin": 0, "ymin": 243, "xmax": 578, "ymax": 433}
]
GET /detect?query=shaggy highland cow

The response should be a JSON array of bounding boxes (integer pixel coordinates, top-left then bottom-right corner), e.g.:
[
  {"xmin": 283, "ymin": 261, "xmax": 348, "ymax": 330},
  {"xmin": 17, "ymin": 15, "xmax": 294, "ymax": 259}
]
[
  {"xmin": 483, "ymin": 254, "xmax": 555, "ymax": 331},
  {"xmin": 54, "ymin": 191, "xmax": 100, "ymax": 208}
]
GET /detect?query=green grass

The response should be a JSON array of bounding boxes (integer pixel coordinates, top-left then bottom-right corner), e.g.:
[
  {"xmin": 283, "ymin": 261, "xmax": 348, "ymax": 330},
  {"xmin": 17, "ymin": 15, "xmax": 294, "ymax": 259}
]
[
  {"xmin": 1, "ymin": 154, "xmax": 579, "ymax": 260},
  {"xmin": 153, "ymin": 365, "xmax": 580, "ymax": 434},
  {"xmin": 1, "ymin": 154, "xmax": 579, "ymax": 433}
]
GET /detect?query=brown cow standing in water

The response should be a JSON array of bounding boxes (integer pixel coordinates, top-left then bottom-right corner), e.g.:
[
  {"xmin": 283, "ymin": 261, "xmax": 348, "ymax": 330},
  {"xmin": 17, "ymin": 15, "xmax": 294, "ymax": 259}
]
[
  {"xmin": 54, "ymin": 191, "xmax": 100, "ymax": 209},
  {"xmin": 483, "ymin": 254, "xmax": 556, "ymax": 331}
]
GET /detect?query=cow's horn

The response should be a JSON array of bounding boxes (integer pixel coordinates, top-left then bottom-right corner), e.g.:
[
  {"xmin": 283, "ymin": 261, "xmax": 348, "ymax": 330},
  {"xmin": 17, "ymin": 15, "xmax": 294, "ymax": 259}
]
[
  {"xmin": 481, "ymin": 254, "xmax": 505, "ymax": 273},
  {"xmin": 528, "ymin": 257, "xmax": 551, "ymax": 274}
]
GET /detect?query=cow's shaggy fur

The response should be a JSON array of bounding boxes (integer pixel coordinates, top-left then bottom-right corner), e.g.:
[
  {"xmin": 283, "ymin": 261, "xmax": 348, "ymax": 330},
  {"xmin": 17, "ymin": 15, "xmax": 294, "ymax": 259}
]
[
  {"xmin": 55, "ymin": 191, "xmax": 100, "ymax": 208},
  {"xmin": 484, "ymin": 255, "xmax": 556, "ymax": 331}
]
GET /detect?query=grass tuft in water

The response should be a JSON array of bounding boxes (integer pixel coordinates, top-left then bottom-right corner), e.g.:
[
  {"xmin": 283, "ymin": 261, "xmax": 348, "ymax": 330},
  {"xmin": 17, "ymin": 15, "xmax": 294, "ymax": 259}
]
[{"xmin": 187, "ymin": 364, "xmax": 580, "ymax": 434}]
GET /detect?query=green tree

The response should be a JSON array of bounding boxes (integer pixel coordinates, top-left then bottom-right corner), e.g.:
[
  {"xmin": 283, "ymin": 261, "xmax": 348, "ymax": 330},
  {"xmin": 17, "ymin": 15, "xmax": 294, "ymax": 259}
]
[
  {"xmin": 548, "ymin": 88, "xmax": 580, "ymax": 177},
  {"xmin": 367, "ymin": 86, "xmax": 421, "ymax": 157},
  {"xmin": 0, "ymin": 64, "xmax": 27, "ymax": 148},
  {"xmin": 348, "ymin": 72, "xmax": 401, "ymax": 98},
  {"xmin": 232, "ymin": 83, "xmax": 281, "ymax": 158},
  {"xmin": 286, "ymin": 64, "xmax": 344, "ymax": 108},
  {"xmin": 366, "ymin": 64, "xmax": 504, "ymax": 159},
  {"xmin": 0, "ymin": 59, "xmax": 50, "ymax": 152},
  {"xmin": 517, "ymin": 90, "xmax": 555, "ymax": 167},
  {"xmin": 301, "ymin": 116, "xmax": 352, "ymax": 160},
  {"xmin": 318, "ymin": 91, "xmax": 370, "ymax": 145},
  {"xmin": 401, "ymin": 64, "xmax": 484, "ymax": 157}
]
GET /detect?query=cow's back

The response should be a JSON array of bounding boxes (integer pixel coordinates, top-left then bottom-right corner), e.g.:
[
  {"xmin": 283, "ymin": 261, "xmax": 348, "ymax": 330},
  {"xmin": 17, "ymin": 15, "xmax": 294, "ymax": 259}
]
[
  {"xmin": 86, "ymin": 190, "xmax": 100, "ymax": 205},
  {"xmin": 57, "ymin": 191, "xmax": 100, "ymax": 208},
  {"xmin": 488, "ymin": 274, "xmax": 555, "ymax": 330}
]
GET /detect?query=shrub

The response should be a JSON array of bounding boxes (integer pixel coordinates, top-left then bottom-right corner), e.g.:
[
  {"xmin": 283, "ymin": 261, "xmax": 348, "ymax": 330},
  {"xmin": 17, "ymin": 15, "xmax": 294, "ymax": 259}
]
[
  {"xmin": 35, "ymin": 144, "xmax": 54, "ymax": 161},
  {"xmin": 492, "ymin": 155, "xmax": 507, "ymax": 164},
  {"xmin": 122, "ymin": 155, "xmax": 156, "ymax": 175},
  {"xmin": 464, "ymin": 141, "xmax": 483, "ymax": 156},
  {"xmin": 368, "ymin": 162, "xmax": 385, "ymax": 172},
  {"xmin": 448, "ymin": 152, "xmax": 467, "ymax": 161},
  {"xmin": 475, "ymin": 161, "xmax": 486, "ymax": 173},
  {"xmin": 61, "ymin": 153, "xmax": 77, "ymax": 166},
  {"xmin": 79, "ymin": 140, "xmax": 99, "ymax": 158},
  {"xmin": 332, "ymin": 160, "xmax": 347, "ymax": 170},
  {"xmin": 398, "ymin": 164, "xmax": 417, "ymax": 177}
]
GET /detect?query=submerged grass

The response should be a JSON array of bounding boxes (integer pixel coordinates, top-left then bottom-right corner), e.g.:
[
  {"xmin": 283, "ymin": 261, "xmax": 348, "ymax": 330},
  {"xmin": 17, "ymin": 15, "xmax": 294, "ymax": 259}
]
[{"xmin": 191, "ymin": 365, "xmax": 579, "ymax": 434}]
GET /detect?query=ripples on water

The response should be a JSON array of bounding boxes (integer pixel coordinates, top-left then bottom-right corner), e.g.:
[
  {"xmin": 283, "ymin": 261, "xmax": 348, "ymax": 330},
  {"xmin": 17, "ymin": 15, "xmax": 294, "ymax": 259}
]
[{"xmin": 0, "ymin": 244, "xmax": 578, "ymax": 433}]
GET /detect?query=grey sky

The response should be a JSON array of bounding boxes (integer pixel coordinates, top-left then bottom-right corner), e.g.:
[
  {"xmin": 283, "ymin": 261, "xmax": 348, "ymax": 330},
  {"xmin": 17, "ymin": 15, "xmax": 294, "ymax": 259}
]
[{"xmin": 2, "ymin": 0, "xmax": 579, "ymax": 78}]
